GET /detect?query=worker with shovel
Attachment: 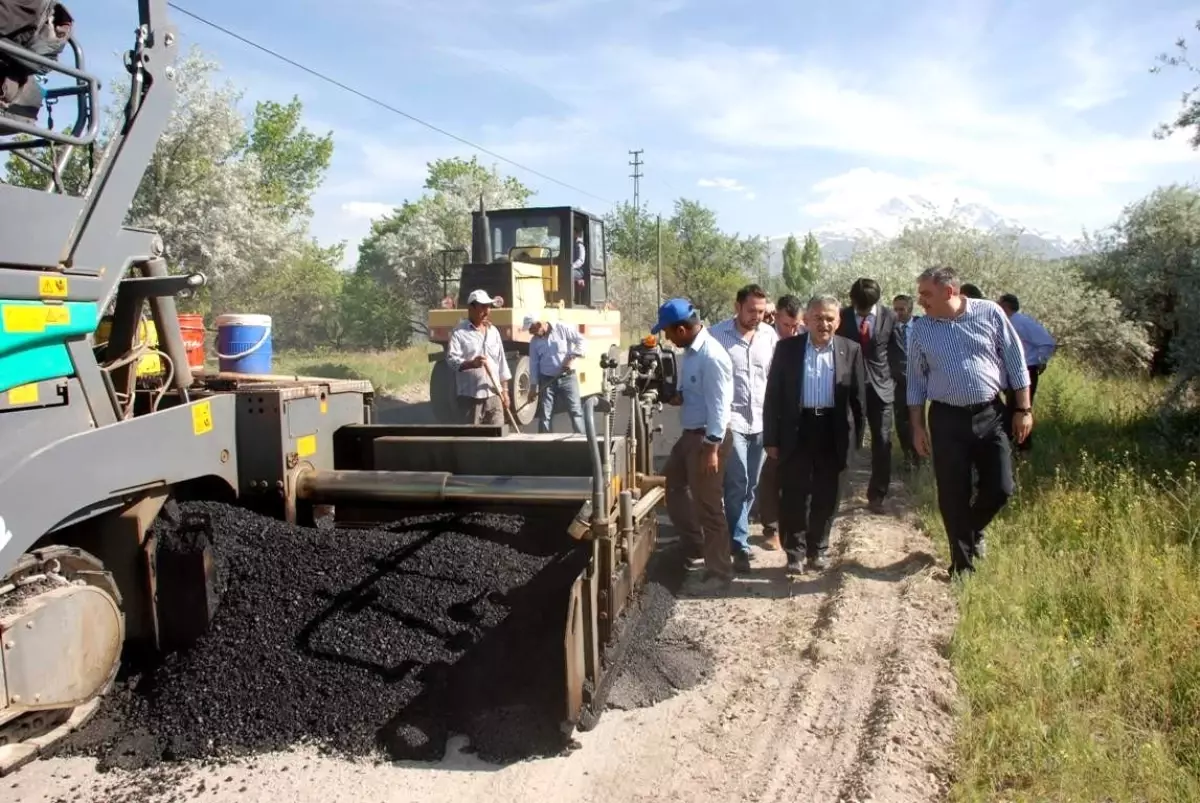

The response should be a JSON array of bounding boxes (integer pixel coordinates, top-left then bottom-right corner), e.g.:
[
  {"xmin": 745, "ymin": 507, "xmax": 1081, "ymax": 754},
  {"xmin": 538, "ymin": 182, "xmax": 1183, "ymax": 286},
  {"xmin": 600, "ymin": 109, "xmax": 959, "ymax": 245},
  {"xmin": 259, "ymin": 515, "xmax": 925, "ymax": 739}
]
[
  {"xmin": 445, "ymin": 289, "xmax": 513, "ymax": 426},
  {"xmin": 522, "ymin": 314, "xmax": 587, "ymax": 434}
]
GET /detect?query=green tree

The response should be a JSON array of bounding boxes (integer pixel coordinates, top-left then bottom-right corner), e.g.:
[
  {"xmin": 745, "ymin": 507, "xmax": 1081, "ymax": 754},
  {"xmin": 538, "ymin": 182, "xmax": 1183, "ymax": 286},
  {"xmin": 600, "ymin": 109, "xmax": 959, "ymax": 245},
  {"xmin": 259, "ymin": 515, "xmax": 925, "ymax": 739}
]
[
  {"xmin": 1083, "ymin": 183, "xmax": 1200, "ymax": 380},
  {"xmin": 668, "ymin": 198, "xmax": 757, "ymax": 322},
  {"xmin": 799, "ymin": 232, "xmax": 822, "ymax": 294},
  {"xmin": 1151, "ymin": 20, "xmax": 1200, "ymax": 147},
  {"xmin": 781, "ymin": 235, "xmax": 802, "ymax": 292},
  {"xmin": 246, "ymin": 97, "xmax": 334, "ymax": 219},
  {"xmin": 352, "ymin": 156, "xmax": 536, "ymax": 345}
]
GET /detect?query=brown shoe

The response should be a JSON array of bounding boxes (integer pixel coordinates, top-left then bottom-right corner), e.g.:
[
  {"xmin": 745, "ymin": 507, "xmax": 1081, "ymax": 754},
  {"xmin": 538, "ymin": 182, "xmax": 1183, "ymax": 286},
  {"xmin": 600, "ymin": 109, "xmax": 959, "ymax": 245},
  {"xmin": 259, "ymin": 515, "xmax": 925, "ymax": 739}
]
[{"xmin": 761, "ymin": 528, "xmax": 782, "ymax": 551}]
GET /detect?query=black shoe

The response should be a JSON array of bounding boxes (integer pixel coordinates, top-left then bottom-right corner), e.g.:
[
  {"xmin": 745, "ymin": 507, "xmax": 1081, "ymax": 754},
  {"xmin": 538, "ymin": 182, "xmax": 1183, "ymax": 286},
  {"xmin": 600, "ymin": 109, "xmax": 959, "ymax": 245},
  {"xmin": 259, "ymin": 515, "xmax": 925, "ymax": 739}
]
[
  {"xmin": 806, "ymin": 553, "xmax": 829, "ymax": 572},
  {"xmin": 785, "ymin": 555, "xmax": 804, "ymax": 573},
  {"xmin": 733, "ymin": 552, "xmax": 752, "ymax": 573},
  {"xmin": 868, "ymin": 498, "xmax": 886, "ymax": 514}
]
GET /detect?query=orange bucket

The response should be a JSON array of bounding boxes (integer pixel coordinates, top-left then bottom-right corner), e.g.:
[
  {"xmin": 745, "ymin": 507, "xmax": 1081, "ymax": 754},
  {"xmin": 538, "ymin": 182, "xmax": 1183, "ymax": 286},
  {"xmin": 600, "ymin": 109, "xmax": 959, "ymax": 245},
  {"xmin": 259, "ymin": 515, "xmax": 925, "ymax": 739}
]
[{"xmin": 178, "ymin": 313, "xmax": 207, "ymax": 369}]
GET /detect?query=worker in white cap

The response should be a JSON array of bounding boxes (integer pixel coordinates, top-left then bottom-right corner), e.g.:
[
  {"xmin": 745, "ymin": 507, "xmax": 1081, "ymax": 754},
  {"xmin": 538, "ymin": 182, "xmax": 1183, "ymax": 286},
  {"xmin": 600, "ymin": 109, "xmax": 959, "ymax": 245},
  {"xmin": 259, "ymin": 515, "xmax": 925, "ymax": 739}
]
[
  {"xmin": 521, "ymin": 313, "xmax": 587, "ymax": 433},
  {"xmin": 445, "ymin": 289, "xmax": 512, "ymax": 425}
]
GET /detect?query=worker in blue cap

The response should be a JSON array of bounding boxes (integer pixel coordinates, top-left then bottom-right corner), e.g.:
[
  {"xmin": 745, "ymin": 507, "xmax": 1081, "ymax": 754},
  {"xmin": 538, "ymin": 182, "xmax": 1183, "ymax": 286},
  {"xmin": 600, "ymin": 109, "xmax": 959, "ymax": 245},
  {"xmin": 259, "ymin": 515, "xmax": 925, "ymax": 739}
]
[{"xmin": 651, "ymin": 297, "xmax": 735, "ymax": 592}]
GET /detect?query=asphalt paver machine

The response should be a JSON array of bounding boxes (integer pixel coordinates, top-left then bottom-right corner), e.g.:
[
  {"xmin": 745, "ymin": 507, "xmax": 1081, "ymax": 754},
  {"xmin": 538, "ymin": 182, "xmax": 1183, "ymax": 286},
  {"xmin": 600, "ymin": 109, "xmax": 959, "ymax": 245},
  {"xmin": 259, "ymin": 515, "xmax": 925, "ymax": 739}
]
[{"xmin": 0, "ymin": 0, "xmax": 678, "ymax": 774}]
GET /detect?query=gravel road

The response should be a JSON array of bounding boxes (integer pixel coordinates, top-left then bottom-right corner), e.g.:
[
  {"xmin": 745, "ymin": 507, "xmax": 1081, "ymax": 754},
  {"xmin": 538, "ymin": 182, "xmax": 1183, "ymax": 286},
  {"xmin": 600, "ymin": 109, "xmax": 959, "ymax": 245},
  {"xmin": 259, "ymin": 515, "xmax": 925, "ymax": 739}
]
[{"xmin": 6, "ymin": 388, "xmax": 959, "ymax": 803}]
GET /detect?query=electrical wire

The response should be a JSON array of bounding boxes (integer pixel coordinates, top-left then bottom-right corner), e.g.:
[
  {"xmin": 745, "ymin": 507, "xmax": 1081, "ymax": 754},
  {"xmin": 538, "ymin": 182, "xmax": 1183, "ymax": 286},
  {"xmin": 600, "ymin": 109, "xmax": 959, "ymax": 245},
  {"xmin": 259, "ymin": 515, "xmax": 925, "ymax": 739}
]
[{"xmin": 166, "ymin": 2, "xmax": 616, "ymax": 207}]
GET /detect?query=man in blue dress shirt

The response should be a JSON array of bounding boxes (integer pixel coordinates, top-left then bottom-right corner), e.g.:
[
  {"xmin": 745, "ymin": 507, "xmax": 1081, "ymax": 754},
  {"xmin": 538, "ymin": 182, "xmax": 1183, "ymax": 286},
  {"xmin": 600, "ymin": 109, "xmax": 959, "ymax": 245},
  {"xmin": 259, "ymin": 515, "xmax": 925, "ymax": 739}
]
[
  {"xmin": 654, "ymin": 297, "xmax": 736, "ymax": 592},
  {"xmin": 908, "ymin": 266, "xmax": 1033, "ymax": 577},
  {"xmin": 763, "ymin": 295, "xmax": 866, "ymax": 573},
  {"xmin": 522, "ymin": 315, "xmax": 587, "ymax": 434},
  {"xmin": 997, "ymin": 293, "xmax": 1056, "ymax": 453}
]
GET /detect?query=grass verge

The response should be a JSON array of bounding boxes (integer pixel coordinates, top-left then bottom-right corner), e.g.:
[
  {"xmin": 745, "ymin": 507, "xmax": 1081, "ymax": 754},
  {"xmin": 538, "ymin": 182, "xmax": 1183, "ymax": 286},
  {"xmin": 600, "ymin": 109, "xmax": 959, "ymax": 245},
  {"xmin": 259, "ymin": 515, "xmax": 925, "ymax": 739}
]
[
  {"xmin": 273, "ymin": 347, "xmax": 437, "ymax": 394},
  {"xmin": 911, "ymin": 360, "xmax": 1200, "ymax": 802}
]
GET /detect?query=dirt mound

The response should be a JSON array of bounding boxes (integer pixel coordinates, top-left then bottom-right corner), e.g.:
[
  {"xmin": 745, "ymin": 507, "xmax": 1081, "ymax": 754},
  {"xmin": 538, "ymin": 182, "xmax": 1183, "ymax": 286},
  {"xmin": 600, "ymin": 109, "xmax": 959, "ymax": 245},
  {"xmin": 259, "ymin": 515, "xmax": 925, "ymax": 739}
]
[{"xmin": 60, "ymin": 500, "xmax": 590, "ymax": 770}]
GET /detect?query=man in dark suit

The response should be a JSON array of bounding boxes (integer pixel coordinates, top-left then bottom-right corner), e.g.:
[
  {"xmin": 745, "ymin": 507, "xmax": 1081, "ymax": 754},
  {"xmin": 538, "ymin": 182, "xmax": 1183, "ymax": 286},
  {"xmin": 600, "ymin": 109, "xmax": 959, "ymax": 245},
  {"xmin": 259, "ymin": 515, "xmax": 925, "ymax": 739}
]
[
  {"xmin": 838, "ymin": 278, "xmax": 904, "ymax": 512},
  {"xmin": 891, "ymin": 293, "xmax": 920, "ymax": 470},
  {"xmin": 763, "ymin": 294, "xmax": 866, "ymax": 573}
]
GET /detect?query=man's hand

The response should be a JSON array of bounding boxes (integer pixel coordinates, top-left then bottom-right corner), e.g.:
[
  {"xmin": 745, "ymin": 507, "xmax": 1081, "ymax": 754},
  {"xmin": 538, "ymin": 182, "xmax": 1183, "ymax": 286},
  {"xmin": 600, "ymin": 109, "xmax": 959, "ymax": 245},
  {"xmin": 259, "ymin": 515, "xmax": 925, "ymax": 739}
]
[
  {"xmin": 700, "ymin": 443, "xmax": 719, "ymax": 474},
  {"xmin": 666, "ymin": 393, "xmax": 683, "ymax": 406},
  {"xmin": 499, "ymin": 391, "xmax": 510, "ymax": 408},
  {"xmin": 912, "ymin": 425, "xmax": 930, "ymax": 457},
  {"xmin": 1012, "ymin": 410, "xmax": 1033, "ymax": 444},
  {"xmin": 462, "ymin": 355, "xmax": 484, "ymax": 370},
  {"xmin": 766, "ymin": 446, "xmax": 779, "ymax": 460}
]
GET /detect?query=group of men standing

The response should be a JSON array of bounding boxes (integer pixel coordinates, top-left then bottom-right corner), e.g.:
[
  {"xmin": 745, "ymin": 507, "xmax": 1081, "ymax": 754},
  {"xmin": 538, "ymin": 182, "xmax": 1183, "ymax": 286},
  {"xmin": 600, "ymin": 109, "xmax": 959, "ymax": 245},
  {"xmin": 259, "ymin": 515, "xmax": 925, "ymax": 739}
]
[
  {"xmin": 443, "ymin": 268, "xmax": 1057, "ymax": 592},
  {"xmin": 654, "ymin": 267, "xmax": 1056, "ymax": 592}
]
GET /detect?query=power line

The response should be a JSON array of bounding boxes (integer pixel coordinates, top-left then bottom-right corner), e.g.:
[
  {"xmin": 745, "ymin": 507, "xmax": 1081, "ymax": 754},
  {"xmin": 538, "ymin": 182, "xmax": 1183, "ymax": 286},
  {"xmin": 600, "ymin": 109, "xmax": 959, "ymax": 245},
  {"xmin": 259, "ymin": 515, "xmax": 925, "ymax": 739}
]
[{"xmin": 165, "ymin": 2, "xmax": 615, "ymax": 206}]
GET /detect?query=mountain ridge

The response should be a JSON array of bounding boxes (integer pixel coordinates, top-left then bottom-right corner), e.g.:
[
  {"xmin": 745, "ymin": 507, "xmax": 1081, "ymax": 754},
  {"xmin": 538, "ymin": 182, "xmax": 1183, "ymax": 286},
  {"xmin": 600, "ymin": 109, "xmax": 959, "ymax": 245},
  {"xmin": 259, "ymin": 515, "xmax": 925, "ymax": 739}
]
[{"xmin": 763, "ymin": 195, "xmax": 1086, "ymax": 272}]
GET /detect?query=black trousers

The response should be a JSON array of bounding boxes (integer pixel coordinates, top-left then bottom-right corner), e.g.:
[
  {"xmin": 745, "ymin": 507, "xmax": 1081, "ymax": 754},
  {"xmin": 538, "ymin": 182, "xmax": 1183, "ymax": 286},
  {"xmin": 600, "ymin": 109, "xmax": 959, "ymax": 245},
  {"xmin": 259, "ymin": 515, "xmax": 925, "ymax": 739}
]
[
  {"xmin": 865, "ymin": 386, "xmax": 892, "ymax": 501},
  {"xmin": 1004, "ymin": 366, "xmax": 1041, "ymax": 451},
  {"xmin": 779, "ymin": 412, "xmax": 846, "ymax": 560},
  {"xmin": 928, "ymin": 398, "xmax": 1014, "ymax": 574},
  {"xmin": 894, "ymin": 377, "xmax": 919, "ymax": 465}
]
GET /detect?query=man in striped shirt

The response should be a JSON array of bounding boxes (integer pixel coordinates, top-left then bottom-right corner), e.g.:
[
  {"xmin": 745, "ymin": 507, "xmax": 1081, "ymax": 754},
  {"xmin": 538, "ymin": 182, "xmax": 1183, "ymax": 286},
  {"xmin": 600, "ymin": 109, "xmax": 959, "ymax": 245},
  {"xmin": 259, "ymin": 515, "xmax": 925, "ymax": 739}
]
[
  {"xmin": 908, "ymin": 266, "xmax": 1032, "ymax": 576},
  {"xmin": 710, "ymin": 284, "xmax": 778, "ymax": 572}
]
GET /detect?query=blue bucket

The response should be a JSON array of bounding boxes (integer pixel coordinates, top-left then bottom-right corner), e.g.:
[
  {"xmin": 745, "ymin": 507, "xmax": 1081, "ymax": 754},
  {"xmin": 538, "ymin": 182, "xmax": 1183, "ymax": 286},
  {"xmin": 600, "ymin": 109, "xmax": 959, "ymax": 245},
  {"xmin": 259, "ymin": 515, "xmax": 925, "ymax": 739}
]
[{"xmin": 215, "ymin": 313, "xmax": 273, "ymax": 374}]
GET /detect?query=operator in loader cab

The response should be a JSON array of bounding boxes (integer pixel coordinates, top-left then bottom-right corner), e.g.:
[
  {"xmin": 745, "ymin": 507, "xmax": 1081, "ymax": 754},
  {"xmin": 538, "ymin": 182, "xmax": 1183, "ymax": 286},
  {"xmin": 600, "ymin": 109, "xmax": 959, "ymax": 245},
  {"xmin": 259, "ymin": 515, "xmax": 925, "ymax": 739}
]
[
  {"xmin": 522, "ymin": 314, "xmax": 586, "ymax": 434},
  {"xmin": 445, "ymin": 289, "xmax": 512, "ymax": 426},
  {"xmin": 654, "ymin": 297, "xmax": 735, "ymax": 593}
]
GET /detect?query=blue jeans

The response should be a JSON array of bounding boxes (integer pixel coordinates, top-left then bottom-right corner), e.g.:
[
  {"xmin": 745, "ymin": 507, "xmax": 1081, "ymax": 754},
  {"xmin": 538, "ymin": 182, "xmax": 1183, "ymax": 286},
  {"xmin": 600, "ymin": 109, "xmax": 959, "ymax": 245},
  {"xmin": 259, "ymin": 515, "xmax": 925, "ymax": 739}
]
[
  {"xmin": 535, "ymin": 372, "xmax": 585, "ymax": 433},
  {"xmin": 723, "ymin": 430, "xmax": 764, "ymax": 556}
]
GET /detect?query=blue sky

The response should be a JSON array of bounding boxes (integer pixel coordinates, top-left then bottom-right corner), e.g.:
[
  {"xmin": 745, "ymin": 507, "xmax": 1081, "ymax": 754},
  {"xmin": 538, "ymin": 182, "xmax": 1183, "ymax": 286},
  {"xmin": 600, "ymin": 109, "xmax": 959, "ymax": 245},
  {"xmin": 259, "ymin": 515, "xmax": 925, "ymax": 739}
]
[{"xmin": 76, "ymin": 0, "xmax": 1200, "ymax": 264}]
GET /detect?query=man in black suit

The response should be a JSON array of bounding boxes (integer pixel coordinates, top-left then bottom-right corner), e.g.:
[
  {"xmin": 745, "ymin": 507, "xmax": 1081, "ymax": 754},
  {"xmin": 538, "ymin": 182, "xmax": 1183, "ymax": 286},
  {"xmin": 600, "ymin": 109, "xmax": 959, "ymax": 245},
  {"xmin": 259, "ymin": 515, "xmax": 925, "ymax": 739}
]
[
  {"xmin": 763, "ymin": 294, "xmax": 866, "ymax": 573},
  {"xmin": 891, "ymin": 293, "xmax": 920, "ymax": 470},
  {"xmin": 838, "ymin": 278, "xmax": 904, "ymax": 512}
]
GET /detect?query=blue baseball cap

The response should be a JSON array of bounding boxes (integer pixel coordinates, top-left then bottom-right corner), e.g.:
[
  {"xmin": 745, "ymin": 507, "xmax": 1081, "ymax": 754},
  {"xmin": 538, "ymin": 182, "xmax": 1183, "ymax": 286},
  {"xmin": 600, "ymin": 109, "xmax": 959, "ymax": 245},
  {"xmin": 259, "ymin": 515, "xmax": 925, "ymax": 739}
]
[{"xmin": 651, "ymin": 298, "xmax": 696, "ymax": 334}]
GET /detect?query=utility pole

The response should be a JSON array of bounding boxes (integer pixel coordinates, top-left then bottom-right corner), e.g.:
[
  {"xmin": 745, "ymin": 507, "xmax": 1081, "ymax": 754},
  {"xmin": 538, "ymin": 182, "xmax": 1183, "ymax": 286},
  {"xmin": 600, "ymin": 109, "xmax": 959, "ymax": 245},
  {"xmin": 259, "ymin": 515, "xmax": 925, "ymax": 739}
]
[{"xmin": 629, "ymin": 149, "xmax": 643, "ymax": 261}]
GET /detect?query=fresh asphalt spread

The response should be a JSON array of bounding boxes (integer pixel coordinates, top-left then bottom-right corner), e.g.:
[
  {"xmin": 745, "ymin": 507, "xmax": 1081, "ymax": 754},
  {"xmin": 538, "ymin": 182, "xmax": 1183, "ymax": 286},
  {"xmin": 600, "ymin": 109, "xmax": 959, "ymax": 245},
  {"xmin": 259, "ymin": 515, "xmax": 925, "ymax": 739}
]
[{"xmin": 59, "ymin": 498, "xmax": 710, "ymax": 774}]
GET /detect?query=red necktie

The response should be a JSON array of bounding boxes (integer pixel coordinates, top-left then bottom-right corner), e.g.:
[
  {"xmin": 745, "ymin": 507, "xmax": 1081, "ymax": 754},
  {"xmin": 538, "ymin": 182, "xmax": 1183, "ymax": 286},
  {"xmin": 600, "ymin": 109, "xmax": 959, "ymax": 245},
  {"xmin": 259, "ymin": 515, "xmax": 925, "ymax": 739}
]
[{"xmin": 859, "ymin": 317, "xmax": 870, "ymax": 350}]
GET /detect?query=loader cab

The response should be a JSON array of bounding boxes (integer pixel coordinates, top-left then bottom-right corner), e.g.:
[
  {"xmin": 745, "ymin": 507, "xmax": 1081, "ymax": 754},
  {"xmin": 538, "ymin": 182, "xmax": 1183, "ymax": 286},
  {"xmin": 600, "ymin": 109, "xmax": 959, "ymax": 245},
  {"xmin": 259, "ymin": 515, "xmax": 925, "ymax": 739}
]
[{"xmin": 459, "ymin": 206, "xmax": 607, "ymax": 309}]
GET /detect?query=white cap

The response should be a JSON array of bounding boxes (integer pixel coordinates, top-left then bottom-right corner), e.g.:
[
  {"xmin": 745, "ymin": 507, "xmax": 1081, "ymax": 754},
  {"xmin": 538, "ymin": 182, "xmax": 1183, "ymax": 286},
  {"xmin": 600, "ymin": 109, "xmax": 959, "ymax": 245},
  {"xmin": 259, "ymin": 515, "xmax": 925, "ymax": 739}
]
[
  {"xmin": 466, "ymin": 289, "xmax": 499, "ymax": 306},
  {"xmin": 521, "ymin": 314, "xmax": 537, "ymax": 331}
]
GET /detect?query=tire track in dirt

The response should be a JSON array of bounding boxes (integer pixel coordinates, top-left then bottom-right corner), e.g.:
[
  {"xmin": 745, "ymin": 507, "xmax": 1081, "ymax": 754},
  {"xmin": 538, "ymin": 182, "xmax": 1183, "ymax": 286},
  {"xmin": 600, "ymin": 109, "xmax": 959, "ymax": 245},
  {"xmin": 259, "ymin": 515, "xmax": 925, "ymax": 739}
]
[{"xmin": 752, "ymin": 516, "xmax": 907, "ymax": 803}]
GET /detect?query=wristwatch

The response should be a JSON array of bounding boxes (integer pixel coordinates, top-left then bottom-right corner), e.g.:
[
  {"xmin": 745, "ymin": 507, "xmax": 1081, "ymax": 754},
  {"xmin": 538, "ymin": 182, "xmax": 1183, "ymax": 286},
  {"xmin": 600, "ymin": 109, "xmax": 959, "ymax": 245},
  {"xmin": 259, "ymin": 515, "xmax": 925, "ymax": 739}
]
[{"xmin": 1013, "ymin": 407, "xmax": 1032, "ymax": 414}]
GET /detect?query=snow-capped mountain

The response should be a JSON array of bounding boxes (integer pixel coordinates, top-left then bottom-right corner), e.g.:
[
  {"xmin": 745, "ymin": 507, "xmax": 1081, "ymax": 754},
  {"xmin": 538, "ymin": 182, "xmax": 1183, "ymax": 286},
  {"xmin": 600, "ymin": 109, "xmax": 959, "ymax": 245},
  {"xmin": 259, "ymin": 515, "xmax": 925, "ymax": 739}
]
[{"xmin": 765, "ymin": 196, "xmax": 1086, "ymax": 271}]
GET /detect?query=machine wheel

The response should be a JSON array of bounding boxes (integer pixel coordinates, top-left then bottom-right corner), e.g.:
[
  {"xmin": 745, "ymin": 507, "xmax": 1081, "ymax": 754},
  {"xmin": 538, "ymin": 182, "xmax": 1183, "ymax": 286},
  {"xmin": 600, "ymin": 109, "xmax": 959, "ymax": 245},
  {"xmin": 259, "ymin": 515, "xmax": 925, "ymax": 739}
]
[
  {"xmin": 429, "ymin": 358, "xmax": 461, "ymax": 424},
  {"xmin": 509, "ymin": 354, "xmax": 536, "ymax": 428},
  {"xmin": 0, "ymin": 547, "xmax": 123, "ymax": 776}
]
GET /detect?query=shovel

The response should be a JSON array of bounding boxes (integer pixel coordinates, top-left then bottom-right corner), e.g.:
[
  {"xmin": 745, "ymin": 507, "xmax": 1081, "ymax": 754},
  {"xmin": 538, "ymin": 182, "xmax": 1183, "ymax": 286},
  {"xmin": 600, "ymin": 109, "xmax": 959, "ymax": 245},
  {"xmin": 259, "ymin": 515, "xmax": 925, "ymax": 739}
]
[{"xmin": 482, "ymin": 357, "xmax": 522, "ymax": 432}]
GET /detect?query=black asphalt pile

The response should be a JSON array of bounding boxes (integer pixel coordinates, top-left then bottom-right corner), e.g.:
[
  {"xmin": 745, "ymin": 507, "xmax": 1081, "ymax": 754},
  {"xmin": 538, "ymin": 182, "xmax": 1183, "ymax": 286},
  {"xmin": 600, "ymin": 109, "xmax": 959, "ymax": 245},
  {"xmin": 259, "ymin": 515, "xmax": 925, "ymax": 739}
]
[
  {"xmin": 61, "ymin": 500, "xmax": 590, "ymax": 770},
  {"xmin": 604, "ymin": 578, "xmax": 712, "ymax": 712}
]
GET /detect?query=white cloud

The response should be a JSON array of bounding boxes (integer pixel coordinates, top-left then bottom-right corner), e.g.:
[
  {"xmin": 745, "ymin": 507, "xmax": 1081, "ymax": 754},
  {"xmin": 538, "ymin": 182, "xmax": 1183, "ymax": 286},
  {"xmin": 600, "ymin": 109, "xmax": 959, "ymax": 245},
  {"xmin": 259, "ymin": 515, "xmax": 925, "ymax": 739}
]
[
  {"xmin": 449, "ymin": 37, "xmax": 1197, "ymax": 208},
  {"xmin": 698, "ymin": 177, "xmax": 742, "ymax": 189},
  {"xmin": 340, "ymin": 201, "xmax": 395, "ymax": 221}
]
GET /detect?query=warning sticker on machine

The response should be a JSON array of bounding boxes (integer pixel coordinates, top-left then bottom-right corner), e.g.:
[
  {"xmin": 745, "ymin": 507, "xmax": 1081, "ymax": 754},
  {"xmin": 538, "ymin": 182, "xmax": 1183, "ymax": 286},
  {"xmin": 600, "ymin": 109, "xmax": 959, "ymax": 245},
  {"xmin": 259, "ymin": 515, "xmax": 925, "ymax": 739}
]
[
  {"xmin": 38, "ymin": 275, "xmax": 68, "ymax": 297},
  {"xmin": 192, "ymin": 400, "xmax": 213, "ymax": 435},
  {"xmin": 7, "ymin": 384, "xmax": 38, "ymax": 405}
]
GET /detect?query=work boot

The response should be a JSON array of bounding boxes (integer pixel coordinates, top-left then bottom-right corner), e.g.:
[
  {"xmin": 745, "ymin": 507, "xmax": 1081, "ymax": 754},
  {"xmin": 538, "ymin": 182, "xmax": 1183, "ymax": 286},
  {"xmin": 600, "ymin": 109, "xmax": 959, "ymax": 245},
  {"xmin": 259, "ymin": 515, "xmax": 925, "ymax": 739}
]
[
  {"xmin": 733, "ymin": 552, "xmax": 752, "ymax": 574},
  {"xmin": 807, "ymin": 552, "xmax": 829, "ymax": 572},
  {"xmin": 760, "ymin": 527, "xmax": 781, "ymax": 551}
]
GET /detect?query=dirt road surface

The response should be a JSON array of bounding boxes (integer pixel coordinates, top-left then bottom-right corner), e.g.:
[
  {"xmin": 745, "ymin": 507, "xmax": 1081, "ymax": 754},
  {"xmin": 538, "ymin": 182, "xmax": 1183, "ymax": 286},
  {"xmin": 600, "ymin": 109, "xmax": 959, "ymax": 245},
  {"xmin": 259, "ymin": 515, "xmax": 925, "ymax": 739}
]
[{"xmin": 7, "ymin": 390, "xmax": 961, "ymax": 803}]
